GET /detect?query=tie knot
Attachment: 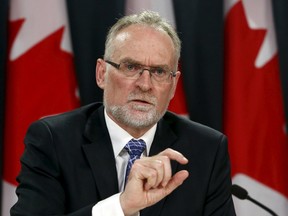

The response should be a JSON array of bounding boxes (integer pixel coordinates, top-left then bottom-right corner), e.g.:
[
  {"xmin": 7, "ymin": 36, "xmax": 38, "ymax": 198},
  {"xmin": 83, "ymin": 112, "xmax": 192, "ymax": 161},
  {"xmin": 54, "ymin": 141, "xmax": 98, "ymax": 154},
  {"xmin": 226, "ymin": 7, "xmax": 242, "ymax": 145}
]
[{"xmin": 124, "ymin": 139, "xmax": 146, "ymax": 158}]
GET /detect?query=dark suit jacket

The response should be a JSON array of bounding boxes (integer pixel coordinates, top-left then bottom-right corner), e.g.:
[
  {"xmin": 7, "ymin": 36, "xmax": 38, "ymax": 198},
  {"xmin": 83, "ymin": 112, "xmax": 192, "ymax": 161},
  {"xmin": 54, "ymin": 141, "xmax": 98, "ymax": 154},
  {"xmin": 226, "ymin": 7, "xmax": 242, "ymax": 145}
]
[{"xmin": 11, "ymin": 103, "xmax": 235, "ymax": 216}]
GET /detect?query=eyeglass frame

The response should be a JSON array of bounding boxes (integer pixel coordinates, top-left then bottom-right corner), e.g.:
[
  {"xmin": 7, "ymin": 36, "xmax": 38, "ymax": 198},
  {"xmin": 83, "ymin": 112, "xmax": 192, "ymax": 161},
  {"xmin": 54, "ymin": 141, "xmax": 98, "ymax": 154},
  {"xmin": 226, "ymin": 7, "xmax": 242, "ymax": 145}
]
[{"xmin": 104, "ymin": 60, "xmax": 177, "ymax": 83}]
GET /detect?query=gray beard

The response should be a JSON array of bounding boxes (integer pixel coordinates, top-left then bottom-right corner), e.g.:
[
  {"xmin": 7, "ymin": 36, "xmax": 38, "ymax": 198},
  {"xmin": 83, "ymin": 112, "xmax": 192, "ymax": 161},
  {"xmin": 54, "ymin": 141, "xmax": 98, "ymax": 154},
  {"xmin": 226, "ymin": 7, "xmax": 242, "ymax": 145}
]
[
  {"xmin": 103, "ymin": 89, "xmax": 169, "ymax": 128},
  {"xmin": 105, "ymin": 103, "xmax": 165, "ymax": 128}
]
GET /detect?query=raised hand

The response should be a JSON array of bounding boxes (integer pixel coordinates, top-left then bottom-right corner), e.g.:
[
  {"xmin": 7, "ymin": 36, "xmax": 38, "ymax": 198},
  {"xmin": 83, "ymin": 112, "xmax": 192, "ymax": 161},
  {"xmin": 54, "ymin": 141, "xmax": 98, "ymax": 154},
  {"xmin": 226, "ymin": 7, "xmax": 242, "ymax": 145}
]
[{"xmin": 120, "ymin": 148, "xmax": 189, "ymax": 216}]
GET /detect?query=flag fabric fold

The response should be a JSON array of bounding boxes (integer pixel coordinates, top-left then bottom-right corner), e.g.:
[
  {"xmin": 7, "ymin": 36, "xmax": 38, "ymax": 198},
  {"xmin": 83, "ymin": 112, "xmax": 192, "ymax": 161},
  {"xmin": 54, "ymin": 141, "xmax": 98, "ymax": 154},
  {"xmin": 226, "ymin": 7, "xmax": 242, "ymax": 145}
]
[
  {"xmin": 2, "ymin": 0, "xmax": 79, "ymax": 215},
  {"xmin": 224, "ymin": 0, "xmax": 288, "ymax": 215}
]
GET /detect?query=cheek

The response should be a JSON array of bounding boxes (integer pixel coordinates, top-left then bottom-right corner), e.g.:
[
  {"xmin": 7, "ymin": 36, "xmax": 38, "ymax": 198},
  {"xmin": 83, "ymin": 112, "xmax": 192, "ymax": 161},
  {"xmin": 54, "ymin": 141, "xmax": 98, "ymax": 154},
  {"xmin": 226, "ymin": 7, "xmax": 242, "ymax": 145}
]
[
  {"xmin": 105, "ymin": 75, "xmax": 132, "ymax": 104},
  {"xmin": 155, "ymin": 86, "xmax": 174, "ymax": 109}
]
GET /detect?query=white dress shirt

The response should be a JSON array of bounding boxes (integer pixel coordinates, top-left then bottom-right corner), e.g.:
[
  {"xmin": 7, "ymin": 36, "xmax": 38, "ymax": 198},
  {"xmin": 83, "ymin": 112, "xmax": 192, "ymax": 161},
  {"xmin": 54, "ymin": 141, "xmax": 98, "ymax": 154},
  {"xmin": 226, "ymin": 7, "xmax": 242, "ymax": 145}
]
[{"xmin": 92, "ymin": 109, "xmax": 157, "ymax": 216}]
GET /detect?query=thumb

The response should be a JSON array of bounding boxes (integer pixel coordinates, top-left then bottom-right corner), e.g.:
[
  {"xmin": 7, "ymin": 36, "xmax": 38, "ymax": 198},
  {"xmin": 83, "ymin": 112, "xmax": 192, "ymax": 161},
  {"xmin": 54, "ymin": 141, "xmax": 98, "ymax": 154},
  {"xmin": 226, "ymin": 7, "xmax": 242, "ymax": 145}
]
[{"xmin": 163, "ymin": 170, "xmax": 189, "ymax": 195}]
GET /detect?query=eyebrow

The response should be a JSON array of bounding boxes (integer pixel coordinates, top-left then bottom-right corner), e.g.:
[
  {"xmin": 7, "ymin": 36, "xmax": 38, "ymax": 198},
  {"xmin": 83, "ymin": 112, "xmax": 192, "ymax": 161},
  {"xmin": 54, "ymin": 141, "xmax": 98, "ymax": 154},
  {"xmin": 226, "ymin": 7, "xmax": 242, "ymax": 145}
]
[{"xmin": 120, "ymin": 57, "xmax": 170, "ymax": 70}]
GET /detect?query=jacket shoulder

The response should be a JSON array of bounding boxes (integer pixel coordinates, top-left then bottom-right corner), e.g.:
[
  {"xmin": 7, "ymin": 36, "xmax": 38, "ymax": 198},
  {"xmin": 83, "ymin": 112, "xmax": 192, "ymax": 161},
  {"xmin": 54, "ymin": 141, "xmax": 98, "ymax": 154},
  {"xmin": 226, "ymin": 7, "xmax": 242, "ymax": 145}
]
[
  {"xmin": 38, "ymin": 102, "xmax": 102, "ymax": 127},
  {"xmin": 163, "ymin": 111, "xmax": 225, "ymax": 141},
  {"xmin": 25, "ymin": 103, "xmax": 102, "ymax": 138}
]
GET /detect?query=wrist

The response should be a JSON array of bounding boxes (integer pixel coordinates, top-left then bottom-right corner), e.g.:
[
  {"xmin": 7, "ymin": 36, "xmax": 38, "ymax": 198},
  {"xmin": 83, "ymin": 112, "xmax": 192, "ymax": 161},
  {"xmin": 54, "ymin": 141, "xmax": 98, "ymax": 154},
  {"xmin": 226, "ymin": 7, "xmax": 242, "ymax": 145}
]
[{"xmin": 120, "ymin": 192, "xmax": 139, "ymax": 216}]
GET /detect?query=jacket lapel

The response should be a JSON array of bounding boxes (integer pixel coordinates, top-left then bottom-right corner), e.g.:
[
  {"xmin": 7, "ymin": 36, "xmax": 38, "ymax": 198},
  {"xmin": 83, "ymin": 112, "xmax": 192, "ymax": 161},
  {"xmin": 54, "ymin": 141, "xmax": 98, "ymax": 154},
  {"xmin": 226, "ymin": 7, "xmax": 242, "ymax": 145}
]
[
  {"xmin": 82, "ymin": 106, "xmax": 119, "ymax": 200},
  {"xmin": 149, "ymin": 117, "xmax": 177, "ymax": 156},
  {"xmin": 82, "ymin": 106, "xmax": 179, "ymax": 215},
  {"xmin": 141, "ymin": 116, "xmax": 178, "ymax": 216}
]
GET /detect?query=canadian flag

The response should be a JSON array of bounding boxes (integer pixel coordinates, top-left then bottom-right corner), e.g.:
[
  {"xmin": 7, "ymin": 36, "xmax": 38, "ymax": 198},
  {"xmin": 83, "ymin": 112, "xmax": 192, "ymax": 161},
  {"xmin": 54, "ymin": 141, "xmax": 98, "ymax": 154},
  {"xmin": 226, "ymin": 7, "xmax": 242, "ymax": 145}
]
[
  {"xmin": 224, "ymin": 0, "xmax": 288, "ymax": 215},
  {"xmin": 2, "ymin": 0, "xmax": 79, "ymax": 215},
  {"xmin": 125, "ymin": 0, "xmax": 188, "ymax": 116}
]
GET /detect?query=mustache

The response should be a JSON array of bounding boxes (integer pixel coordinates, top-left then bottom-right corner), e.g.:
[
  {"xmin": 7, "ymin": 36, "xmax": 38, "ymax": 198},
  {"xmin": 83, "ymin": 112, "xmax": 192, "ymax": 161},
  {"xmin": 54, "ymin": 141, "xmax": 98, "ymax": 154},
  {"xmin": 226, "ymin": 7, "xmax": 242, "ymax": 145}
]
[{"xmin": 128, "ymin": 92, "xmax": 157, "ymax": 105}]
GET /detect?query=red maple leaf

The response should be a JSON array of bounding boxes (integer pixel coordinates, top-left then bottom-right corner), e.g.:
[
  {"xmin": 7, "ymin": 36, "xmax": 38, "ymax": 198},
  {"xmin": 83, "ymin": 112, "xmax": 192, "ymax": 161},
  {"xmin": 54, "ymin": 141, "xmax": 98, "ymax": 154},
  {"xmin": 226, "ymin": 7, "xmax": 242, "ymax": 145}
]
[
  {"xmin": 224, "ymin": 2, "xmax": 288, "ymax": 196},
  {"xmin": 4, "ymin": 19, "xmax": 80, "ymax": 185}
]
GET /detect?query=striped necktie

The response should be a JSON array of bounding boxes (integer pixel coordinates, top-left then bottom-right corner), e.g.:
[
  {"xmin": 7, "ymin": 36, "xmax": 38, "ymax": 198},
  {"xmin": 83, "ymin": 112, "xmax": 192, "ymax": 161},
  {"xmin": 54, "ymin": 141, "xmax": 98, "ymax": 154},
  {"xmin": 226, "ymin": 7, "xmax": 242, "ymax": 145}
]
[{"xmin": 124, "ymin": 139, "xmax": 146, "ymax": 184}]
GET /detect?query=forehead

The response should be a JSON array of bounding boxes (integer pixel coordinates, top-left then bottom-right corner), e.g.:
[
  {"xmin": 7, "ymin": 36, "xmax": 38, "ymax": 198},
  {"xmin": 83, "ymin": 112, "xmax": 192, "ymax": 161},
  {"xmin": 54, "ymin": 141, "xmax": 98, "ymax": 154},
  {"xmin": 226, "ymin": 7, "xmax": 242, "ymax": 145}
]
[{"xmin": 111, "ymin": 24, "xmax": 175, "ymax": 65}]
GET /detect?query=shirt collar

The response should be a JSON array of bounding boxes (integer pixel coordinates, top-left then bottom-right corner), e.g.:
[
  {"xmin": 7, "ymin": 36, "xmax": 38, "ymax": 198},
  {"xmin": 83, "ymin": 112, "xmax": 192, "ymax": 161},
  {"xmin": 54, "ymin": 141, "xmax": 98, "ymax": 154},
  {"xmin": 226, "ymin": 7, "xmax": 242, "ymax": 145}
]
[{"xmin": 104, "ymin": 108, "xmax": 156, "ymax": 158}]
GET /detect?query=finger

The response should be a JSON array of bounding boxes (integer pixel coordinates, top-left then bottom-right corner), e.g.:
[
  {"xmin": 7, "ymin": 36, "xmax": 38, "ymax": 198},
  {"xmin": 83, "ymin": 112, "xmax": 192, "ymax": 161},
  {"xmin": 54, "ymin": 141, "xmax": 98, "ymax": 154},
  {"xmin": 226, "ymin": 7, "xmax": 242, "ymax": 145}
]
[
  {"xmin": 159, "ymin": 148, "xmax": 188, "ymax": 165},
  {"xmin": 157, "ymin": 156, "xmax": 171, "ymax": 187},
  {"xmin": 130, "ymin": 161, "xmax": 160, "ymax": 190},
  {"xmin": 134, "ymin": 159, "xmax": 164, "ymax": 190},
  {"xmin": 143, "ymin": 151, "xmax": 187, "ymax": 188},
  {"xmin": 164, "ymin": 170, "xmax": 189, "ymax": 195},
  {"xmin": 139, "ymin": 156, "xmax": 171, "ymax": 188},
  {"xmin": 144, "ymin": 168, "xmax": 158, "ymax": 191}
]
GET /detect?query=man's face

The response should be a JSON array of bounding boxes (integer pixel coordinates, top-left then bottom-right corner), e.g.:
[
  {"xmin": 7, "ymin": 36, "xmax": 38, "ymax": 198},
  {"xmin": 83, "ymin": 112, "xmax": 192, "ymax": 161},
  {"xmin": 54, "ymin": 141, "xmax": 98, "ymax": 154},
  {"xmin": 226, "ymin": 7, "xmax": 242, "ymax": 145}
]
[{"xmin": 96, "ymin": 24, "xmax": 180, "ymax": 135}]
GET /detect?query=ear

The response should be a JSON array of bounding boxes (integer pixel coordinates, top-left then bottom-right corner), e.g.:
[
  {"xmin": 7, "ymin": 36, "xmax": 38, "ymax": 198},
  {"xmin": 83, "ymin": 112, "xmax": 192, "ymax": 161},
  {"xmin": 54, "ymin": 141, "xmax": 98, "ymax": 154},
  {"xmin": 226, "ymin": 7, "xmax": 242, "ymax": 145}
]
[
  {"xmin": 169, "ymin": 71, "xmax": 181, "ymax": 100},
  {"xmin": 96, "ymin": 58, "xmax": 106, "ymax": 90}
]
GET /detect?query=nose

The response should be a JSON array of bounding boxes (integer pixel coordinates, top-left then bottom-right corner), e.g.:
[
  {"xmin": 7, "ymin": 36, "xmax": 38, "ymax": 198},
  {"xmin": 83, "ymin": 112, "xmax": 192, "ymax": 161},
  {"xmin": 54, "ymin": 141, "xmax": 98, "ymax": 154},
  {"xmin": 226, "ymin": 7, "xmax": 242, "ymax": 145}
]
[
  {"xmin": 135, "ymin": 69, "xmax": 153, "ymax": 90},
  {"xmin": 139, "ymin": 68, "xmax": 151, "ymax": 76}
]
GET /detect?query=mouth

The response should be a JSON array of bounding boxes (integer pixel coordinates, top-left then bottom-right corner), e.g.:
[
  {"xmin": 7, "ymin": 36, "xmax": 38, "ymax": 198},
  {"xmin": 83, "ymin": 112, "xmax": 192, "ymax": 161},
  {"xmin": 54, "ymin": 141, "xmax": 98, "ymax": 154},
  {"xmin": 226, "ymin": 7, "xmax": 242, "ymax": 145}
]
[
  {"xmin": 128, "ymin": 93, "xmax": 157, "ymax": 107},
  {"xmin": 130, "ymin": 99, "xmax": 153, "ymax": 106},
  {"xmin": 132, "ymin": 99, "xmax": 151, "ymax": 104},
  {"xmin": 128, "ymin": 97, "xmax": 157, "ymax": 111}
]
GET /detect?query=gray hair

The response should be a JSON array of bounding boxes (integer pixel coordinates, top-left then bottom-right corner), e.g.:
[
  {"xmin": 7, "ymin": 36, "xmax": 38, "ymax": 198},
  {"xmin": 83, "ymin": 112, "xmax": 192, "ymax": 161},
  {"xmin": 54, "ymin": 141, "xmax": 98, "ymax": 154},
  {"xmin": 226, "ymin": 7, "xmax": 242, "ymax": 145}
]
[{"xmin": 104, "ymin": 10, "xmax": 181, "ymax": 66}]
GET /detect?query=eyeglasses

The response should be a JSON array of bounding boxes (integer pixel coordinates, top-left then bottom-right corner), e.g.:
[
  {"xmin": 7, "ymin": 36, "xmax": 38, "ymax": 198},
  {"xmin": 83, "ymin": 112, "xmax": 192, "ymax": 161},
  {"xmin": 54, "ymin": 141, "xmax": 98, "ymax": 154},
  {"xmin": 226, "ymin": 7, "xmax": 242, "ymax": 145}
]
[{"xmin": 105, "ymin": 60, "xmax": 176, "ymax": 83}]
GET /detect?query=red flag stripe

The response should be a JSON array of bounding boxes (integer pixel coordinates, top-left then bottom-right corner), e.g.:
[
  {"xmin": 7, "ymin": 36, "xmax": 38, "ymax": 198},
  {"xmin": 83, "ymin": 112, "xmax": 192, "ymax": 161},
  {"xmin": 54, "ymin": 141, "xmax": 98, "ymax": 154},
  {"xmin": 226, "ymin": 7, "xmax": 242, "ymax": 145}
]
[{"xmin": 224, "ymin": 1, "xmax": 288, "ymax": 215}]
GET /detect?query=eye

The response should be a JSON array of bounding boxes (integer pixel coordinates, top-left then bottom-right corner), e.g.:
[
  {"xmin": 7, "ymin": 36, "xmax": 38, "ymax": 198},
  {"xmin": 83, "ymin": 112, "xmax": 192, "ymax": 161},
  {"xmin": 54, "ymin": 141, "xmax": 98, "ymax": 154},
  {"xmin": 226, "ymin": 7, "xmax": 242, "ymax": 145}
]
[
  {"xmin": 125, "ymin": 63, "xmax": 140, "ymax": 71},
  {"xmin": 153, "ymin": 68, "xmax": 167, "ymax": 77}
]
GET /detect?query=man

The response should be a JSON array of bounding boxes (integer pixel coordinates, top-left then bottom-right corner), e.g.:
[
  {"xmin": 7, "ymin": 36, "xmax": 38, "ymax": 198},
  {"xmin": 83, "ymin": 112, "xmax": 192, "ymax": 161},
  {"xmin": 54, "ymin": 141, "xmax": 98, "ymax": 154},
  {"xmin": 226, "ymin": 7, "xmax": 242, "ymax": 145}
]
[{"xmin": 11, "ymin": 11, "xmax": 235, "ymax": 216}]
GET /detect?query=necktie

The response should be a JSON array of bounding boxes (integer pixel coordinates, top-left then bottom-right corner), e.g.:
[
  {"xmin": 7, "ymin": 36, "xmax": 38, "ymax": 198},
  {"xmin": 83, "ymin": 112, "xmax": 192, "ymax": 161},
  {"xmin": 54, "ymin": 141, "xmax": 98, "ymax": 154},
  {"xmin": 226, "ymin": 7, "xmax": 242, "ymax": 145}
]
[{"xmin": 124, "ymin": 139, "xmax": 146, "ymax": 184}]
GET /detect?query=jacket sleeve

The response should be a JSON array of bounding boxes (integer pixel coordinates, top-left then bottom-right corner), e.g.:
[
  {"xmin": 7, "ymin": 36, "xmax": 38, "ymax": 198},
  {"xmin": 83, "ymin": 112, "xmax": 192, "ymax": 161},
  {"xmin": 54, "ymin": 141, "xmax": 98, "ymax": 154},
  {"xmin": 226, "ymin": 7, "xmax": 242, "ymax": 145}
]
[
  {"xmin": 10, "ymin": 120, "xmax": 94, "ymax": 216},
  {"xmin": 203, "ymin": 135, "xmax": 236, "ymax": 216}
]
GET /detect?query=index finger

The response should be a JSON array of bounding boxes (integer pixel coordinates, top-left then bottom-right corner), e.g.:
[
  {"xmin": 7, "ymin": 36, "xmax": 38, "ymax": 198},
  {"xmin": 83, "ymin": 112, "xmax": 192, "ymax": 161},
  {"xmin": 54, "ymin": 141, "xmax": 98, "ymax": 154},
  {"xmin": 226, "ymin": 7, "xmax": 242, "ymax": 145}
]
[{"xmin": 158, "ymin": 148, "xmax": 188, "ymax": 164}]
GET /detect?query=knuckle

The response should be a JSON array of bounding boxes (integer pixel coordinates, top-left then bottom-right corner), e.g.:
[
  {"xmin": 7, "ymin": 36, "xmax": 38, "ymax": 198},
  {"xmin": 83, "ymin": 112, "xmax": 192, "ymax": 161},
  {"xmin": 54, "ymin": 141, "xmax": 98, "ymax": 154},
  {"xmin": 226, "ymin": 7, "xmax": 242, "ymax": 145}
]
[
  {"xmin": 132, "ymin": 160, "xmax": 142, "ymax": 169},
  {"xmin": 154, "ymin": 160, "xmax": 163, "ymax": 167},
  {"xmin": 163, "ymin": 148, "xmax": 173, "ymax": 154},
  {"xmin": 147, "ymin": 169, "xmax": 157, "ymax": 178},
  {"xmin": 132, "ymin": 159, "xmax": 141, "ymax": 168},
  {"xmin": 160, "ymin": 155, "xmax": 170, "ymax": 163}
]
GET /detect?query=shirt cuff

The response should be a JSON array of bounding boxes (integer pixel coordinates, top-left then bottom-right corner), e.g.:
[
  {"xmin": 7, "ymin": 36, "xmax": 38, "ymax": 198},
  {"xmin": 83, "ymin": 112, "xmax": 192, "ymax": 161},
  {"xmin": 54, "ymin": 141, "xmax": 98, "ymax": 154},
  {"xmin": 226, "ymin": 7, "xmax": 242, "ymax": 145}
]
[
  {"xmin": 92, "ymin": 193, "xmax": 140, "ymax": 216},
  {"xmin": 92, "ymin": 193, "xmax": 124, "ymax": 216}
]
